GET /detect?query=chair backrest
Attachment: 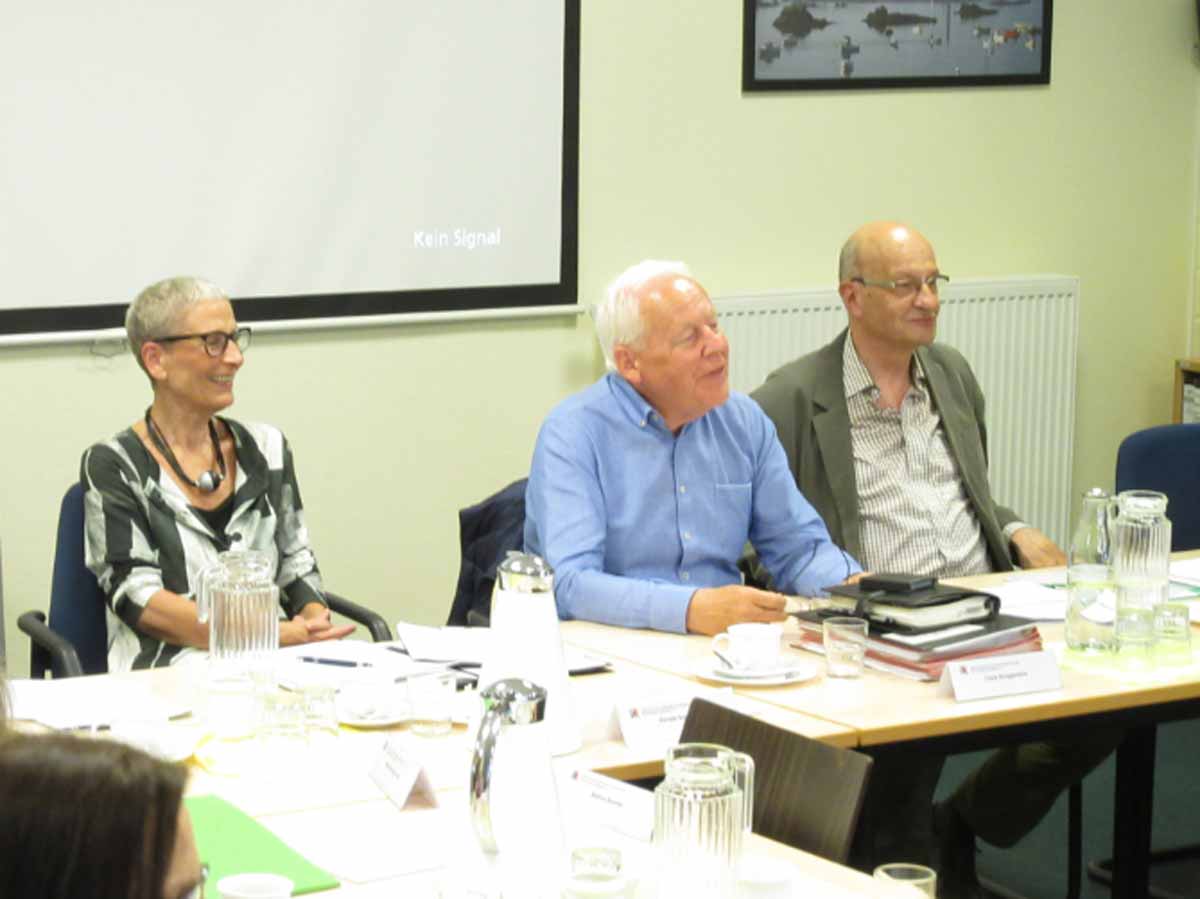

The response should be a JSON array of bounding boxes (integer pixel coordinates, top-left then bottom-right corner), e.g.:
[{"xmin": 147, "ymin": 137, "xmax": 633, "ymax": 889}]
[
  {"xmin": 1115, "ymin": 424, "xmax": 1200, "ymax": 551},
  {"xmin": 448, "ymin": 478, "xmax": 528, "ymax": 627},
  {"xmin": 49, "ymin": 483, "xmax": 109, "ymax": 675},
  {"xmin": 679, "ymin": 698, "xmax": 873, "ymax": 864}
]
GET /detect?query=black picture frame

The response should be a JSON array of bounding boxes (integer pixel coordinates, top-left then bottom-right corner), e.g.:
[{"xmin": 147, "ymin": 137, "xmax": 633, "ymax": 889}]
[{"xmin": 743, "ymin": 1, "xmax": 1052, "ymax": 92}]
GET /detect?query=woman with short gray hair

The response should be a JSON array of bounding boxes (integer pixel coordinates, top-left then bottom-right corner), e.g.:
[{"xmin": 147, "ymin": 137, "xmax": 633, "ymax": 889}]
[{"xmin": 81, "ymin": 276, "xmax": 353, "ymax": 671}]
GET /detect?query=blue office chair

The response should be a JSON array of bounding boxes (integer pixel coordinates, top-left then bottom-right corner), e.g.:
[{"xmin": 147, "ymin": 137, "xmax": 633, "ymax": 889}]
[
  {"xmin": 19, "ymin": 482, "xmax": 392, "ymax": 679},
  {"xmin": 448, "ymin": 478, "xmax": 527, "ymax": 628},
  {"xmin": 1115, "ymin": 423, "xmax": 1200, "ymax": 550},
  {"xmin": 1086, "ymin": 424, "xmax": 1200, "ymax": 899},
  {"xmin": 19, "ymin": 483, "xmax": 106, "ymax": 678}
]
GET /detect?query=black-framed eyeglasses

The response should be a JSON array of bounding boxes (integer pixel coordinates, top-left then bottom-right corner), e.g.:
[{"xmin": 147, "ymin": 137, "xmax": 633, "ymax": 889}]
[
  {"xmin": 152, "ymin": 327, "xmax": 251, "ymax": 358},
  {"xmin": 850, "ymin": 273, "xmax": 949, "ymax": 300},
  {"xmin": 179, "ymin": 863, "xmax": 208, "ymax": 899}
]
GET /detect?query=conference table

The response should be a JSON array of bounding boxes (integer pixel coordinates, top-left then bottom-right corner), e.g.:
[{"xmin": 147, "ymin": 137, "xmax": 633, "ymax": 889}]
[
  {"xmin": 561, "ymin": 560, "xmax": 1200, "ymax": 899},
  {"xmin": 8, "ymin": 651, "xmax": 901, "ymax": 898}
]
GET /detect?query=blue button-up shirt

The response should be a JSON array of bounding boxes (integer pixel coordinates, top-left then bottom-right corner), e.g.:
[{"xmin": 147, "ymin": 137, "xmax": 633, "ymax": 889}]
[{"xmin": 524, "ymin": 373, "xmax": 860, "ymax": 633}]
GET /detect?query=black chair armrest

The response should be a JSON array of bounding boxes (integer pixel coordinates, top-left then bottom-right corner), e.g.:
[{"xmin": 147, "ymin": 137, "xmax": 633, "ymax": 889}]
[
  {"xmin": 325, "ymin": 592, "xmax": 392, "ymax": 642},
  {"xmin": 17, "ymin": 610, "xmax": 84, "ymax": 679}
]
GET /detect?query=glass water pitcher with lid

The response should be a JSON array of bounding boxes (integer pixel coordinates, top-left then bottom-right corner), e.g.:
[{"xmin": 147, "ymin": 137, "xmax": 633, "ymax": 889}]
[
  {"xmin": 1065, "ymin": 487, "xmax": 1115, "ymax": 653},
  {"xmin": 198, "ymin": 549, "xmax": 279, "ymax": 664},
  {"xmin": 653, "ymin": 742, "xmax": 754, "ymax": 898},
  {"xmin": 196, "ymin": 550, "xmax": 279, "ymax": 739},
  {"xmin": 1110, "ymin": 490, "xmax": 1172, "ymax": 663}
]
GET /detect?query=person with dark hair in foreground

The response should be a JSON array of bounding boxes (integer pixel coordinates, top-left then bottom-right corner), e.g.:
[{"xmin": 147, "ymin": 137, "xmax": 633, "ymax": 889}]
[{"xmin": 0, "ymin": 732, "xmax": 204, "ymax": 899}]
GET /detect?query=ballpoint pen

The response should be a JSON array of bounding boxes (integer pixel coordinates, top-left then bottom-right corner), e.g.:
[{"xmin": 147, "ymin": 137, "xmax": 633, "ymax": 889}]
[{"xmin": 299, "ymin": 656, "xmax": 374, "ymax": 668}]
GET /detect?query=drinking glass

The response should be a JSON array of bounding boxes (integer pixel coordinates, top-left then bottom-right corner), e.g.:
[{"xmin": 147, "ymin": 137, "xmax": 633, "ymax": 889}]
[
  {"xmin": 301, "ymin": 684, "xmax": 340, "ymax": 744},
  {"xmin": 1154, "ymin": 603, "xmax": 1193, "ymax": 668},
  {"xmin": 408, "ymin": 671, "xmax": 456, "ymax": 736},
  {"xmin": 259, "ymin": 689, "xmax": 307, "ymax": 756},
  {"xmin": 562, "ymin": 848, "xmax": 634, "ymax": 898},
  {"xmin": 873, "ymin": 863, "xmax": 936, "ymax": 897},
  {"xmin": 822, "ymin": 617, "xmax": 867, "ymax": 678}
]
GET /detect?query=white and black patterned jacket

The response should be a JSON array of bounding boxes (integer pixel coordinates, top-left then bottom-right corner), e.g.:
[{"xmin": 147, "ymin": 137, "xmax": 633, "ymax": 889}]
[{"xmin": 82, "ymin": 418, "xmax": 325, "ymax": 671}]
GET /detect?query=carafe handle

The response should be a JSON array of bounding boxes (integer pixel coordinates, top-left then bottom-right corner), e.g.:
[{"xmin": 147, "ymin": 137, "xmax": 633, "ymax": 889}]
[
  {"xmin": 730, "ymin": 750, "xmax": 755, "ymax": 834},
  {"xmin": 195, "ymin": 562, "xmax": 217, "ymax": 624},
  {"xmin": 469, "ymin": 698, "xmax": 505, "ymax": 853}
]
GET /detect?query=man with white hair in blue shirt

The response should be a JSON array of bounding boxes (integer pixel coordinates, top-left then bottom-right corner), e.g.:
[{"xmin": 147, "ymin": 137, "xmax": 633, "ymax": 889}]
[{"xmin": 524, "ymin": 260, "xmax": 860, "ymax": 636}]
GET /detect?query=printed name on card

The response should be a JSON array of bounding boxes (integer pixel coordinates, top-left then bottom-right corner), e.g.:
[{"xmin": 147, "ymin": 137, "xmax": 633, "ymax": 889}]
[
  {"xmin": 615, "ymin": 695, "xmax": 690, "ymax": 755},
  {"xmin": 564, "ymin": 769, "xmax": 655, "ymax": 842},
  {"xmin": 940, "ymin": 650, "xmax": 1061, "ymax": 702},
  {"xmin": 369, "ymin": 738, "xmax": 439, "ymax": 809}
]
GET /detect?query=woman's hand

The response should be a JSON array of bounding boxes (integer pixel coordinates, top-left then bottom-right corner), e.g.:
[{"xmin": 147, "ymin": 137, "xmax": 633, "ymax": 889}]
[{"xmin": 279, "ymin": 603, "xmax": 355, "ymax": 646}]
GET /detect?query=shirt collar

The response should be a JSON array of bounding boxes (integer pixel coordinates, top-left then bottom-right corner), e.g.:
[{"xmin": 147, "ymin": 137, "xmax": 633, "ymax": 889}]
[
  {"xmin": 606, "ymin": 371, "xmax": 665, "ymax": 430},
  {"xmin": 842, "ymin": 336, "xmax": 929, "ymax": 400}
]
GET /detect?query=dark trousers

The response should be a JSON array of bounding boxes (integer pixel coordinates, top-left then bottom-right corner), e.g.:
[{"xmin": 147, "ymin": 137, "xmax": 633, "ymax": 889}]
[
  {"xmin": 950, "ymin": 730, "xmax": 1121, "ymax": 848},
  {"xmin": 850, "ymin": 731, "xmax": 1121, "ymax": 870}
]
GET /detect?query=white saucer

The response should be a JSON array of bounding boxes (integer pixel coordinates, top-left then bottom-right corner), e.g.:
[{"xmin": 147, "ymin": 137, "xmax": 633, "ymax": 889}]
[
  {"xmin": 697, "ymin": 661, "xmax": 818, "ymax": 687},
  {"xmin": 335, "ymin": 690, "xmax": 411, "ymax": 728},
  {"xmin": 338, "ymin": 709, "xmax": 410, "ymax": 728}
]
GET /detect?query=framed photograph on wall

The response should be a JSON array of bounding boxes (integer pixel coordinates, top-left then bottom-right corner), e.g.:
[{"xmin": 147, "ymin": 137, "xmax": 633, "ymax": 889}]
[{"xmin": 743, "ymin": 1, "xmax": 1052, "ymax": 91}]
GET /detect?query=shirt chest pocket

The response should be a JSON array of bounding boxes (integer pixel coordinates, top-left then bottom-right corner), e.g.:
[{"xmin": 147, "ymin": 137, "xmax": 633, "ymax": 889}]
[{"xmin": 707, "ymin": 482, "xmax": 753, "ymax": 559}]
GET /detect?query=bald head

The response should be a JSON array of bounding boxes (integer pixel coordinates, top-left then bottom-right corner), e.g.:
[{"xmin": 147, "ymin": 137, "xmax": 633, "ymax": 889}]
[
  {"xmin": 838, "ymin": 221, "xmax": 934, "ymax": 283},
  {"xmin": 837, "ymin": 221, "xmax": 942, "ymax": 357}
]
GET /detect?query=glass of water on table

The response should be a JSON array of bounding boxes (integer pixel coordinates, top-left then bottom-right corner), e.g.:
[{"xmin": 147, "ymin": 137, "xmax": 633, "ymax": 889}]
[{"xmin": 823, "ymin": 616, "xmax": 868, "ymax": 678}]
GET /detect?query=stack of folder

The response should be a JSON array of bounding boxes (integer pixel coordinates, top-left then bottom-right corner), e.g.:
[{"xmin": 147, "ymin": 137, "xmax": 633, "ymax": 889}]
[{"xmin": 792, "ymin": 578, "xmax": 1042, "ymax": 681}]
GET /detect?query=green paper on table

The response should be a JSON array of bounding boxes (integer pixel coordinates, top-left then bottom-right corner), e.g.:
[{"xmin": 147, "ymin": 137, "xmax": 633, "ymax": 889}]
[{"xmin": 185, "ymin": 795, "xmax": 339, "ymax": 895}]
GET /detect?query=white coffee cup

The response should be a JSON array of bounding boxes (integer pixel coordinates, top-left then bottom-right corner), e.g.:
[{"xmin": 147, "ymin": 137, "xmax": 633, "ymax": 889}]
[
  {"xmin": 711, "ymin": 622, "xmax": 783, "ymax": 672},
  {"xmin": 217, "ymin": 873, "xmax": 294, "ymax": 899}
]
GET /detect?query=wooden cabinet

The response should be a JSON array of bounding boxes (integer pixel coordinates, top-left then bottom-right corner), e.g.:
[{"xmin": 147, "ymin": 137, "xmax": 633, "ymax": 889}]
[{"xmin": 1173, "ymin": 358, "xmax": 1200, "ymax": 423}]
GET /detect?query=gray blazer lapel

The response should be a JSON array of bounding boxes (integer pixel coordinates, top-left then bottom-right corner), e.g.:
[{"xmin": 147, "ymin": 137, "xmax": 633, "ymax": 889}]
[
  {"xmin": 811, "ymin": 336, "xmax": 862, "ymax": 560},
  {"xmin": 920, "ymin": 348, "xmax": 985, "ymax": 496},
  {"xmin": 920, "ymin": 346, "xmax": 1010, "ymax": 567}
]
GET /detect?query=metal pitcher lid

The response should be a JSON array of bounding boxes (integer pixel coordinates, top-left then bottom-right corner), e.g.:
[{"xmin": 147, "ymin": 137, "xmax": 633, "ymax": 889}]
[
  {"xmin": 497, "ymin": 551, "xmax": 553, "ymax": 579},
  {"xmin": 480, "ymin": 678, "xmax": 547, "ymax": 725},
  {"xmin": 495, "ymin": 551, "xmax": 554, "ymax": 593}
]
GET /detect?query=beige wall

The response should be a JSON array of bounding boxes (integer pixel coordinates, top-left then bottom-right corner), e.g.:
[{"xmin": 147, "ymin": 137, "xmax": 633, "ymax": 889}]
[{"xmin": 2, "ymin": 1, "xmax": 1198, "ymax": 675}]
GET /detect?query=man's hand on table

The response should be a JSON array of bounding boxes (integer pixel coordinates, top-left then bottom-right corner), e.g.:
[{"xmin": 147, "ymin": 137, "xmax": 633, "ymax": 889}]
[
  {"xmin": 685, "ymin": 585, "xmax": 788, "ymax": 636},
  {"xmin": 279, "ymin": 604, "xmax": 356, "ymax": 646},
  {"xmin": 1010, "ymin": 527, "xmax": 1067, "ymax": 569}
]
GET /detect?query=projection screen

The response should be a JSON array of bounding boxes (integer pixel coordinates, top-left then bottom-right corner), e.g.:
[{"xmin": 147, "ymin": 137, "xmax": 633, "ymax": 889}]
[{"xmin": 0, "ymin": 1, "xmax": 580, "ymax": 343}]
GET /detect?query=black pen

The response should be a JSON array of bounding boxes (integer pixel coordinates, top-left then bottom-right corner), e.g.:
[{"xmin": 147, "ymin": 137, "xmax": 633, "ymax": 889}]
[{"xmin": 299, "ymin": 656, "xmax": 374, "ymax": 668}]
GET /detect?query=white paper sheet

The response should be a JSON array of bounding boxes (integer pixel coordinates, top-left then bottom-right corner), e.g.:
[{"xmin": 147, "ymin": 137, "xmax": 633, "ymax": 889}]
[
  {"xmin": 1007, "ymin": 570, "xmax": 1068, "ymax": 588},
  {"xmin": 393, "ymin": 620, "xmax": 611, "ymax": 675},
  {"xmin": 7, "ymin": 678, "xmax": 189, "ymax": 730},
  {"xmin": 993, "ymin": 581, "xmax": 1069, "ymax": 621},
  {"xmin": 274, "ymin": 641, "xmax": 444, "ymax": 691},
  {"xmin": 260, "ymin": 800, "xmax": 454, "ymax": 883},
  {"xmin": 1171, "ymin": 557, "xmax": 1200, "ymax": 584}
]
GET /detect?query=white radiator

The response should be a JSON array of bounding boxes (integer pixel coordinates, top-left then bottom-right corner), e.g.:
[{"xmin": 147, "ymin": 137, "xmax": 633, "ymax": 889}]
[{"xmin": 714, "ymin": 276, "xmax": 1079, "ymax": 546}]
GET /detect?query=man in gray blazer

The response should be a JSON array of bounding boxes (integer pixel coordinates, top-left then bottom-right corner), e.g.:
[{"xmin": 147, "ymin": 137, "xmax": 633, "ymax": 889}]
[{"xmin": 753, "ymin": 221, "xmax": 1113, "ymax": 897}]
